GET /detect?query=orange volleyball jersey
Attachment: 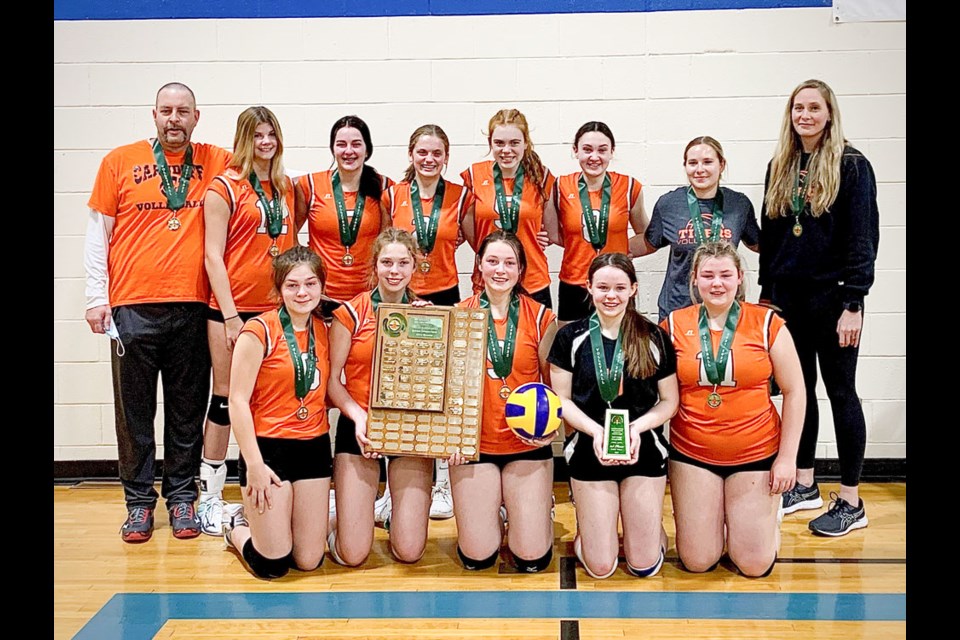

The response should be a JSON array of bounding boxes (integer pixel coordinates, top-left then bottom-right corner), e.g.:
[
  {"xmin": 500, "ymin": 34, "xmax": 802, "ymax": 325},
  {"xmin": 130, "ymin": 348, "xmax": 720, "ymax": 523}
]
[
  {"xmin": 458, "ymin": 293, "xmax": 557, "ymax": 455},
  {"xmin": 207, "ymin": 172, "xmax": 298, "ymax": 312},
  {"xmin": 87, "ymin": 140, "xmax": 232, "ymax": 307},
  {"xmin": 663, "ymin": 302, "xmax": 785, "ymax": 465},
  {"xmin": 461, "ymin": 161, "xmax": 556, "ymax": 294},
  {"xmin": 555, "ymin": 171, "xmax": 641, "ymax": 286},
  {"xmin": 242, "ymin": 310, "xmax": 331, "ymax": 440},
  {"xmin": 331, "ymin": 291, "xmax": 379, "ymax": 412},
  {"xmin": 295, "ymin": 170, "xmax": 394, "ymax": 301},
  {"xmin": 387, "ymin": 180, "xmax": 469, "ymax": 295}
]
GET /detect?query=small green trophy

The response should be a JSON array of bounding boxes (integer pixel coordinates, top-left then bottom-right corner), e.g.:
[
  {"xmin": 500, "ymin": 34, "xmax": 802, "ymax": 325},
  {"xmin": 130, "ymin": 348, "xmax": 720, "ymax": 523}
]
[{"xmin": 602, "ymin": 408, "xmax": 631, "ymax": 461}]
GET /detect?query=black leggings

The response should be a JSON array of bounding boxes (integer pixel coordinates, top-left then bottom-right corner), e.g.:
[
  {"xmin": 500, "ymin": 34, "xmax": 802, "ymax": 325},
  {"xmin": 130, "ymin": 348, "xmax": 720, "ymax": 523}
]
[{"xmin": 773, "ymin": 284, "xmax": 866, "ymax": 487}]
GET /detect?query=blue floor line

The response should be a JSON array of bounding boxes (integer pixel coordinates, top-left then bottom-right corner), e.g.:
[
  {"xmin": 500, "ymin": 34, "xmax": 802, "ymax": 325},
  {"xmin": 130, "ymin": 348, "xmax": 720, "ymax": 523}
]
[{"xmin": 73, "ymin": 591, "xmax": 906, "ymax": 640}]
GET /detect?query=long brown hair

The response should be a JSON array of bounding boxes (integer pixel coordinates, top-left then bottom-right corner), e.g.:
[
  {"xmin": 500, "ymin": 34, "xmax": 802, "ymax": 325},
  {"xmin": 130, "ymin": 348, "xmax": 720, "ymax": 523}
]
[
  {"xmin": 486, "ymin": 109, "xmax": 547, "ymax": 201},
  {"xmin": 231, "ymin": 106, "xmax": 288, "ymax": 201},
  {"xmin": 764, "ymin": 79, "xmax": 846, "ymax": 219},
  {"xmin": 587, "ymin": 253, "xmax": 657, "ymax": 379}
]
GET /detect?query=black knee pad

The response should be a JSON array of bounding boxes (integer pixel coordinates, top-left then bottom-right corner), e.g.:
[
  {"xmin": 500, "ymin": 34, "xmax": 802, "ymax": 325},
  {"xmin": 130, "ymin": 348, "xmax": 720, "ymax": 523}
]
[
  {"xmin": 241, "ymin": 540, "xmax": 291, "ymax": 580},
  {"xmin": 207, "ymin": 394, "xmax": 230, "ymax": 426},
  {"xmin": 513, "ymin": 547, "xmax": 553, "ymax": 573},
  {"xmin": 736, "ymin": 554, "xmax": 777, "ymax": 579},
  {"xmin": 290, "ymin": 553, "xmax": 324, "ymax": 572},
  {"xmin": 458, "ymin": 545, "xmax": 500, "ymax": 571}
]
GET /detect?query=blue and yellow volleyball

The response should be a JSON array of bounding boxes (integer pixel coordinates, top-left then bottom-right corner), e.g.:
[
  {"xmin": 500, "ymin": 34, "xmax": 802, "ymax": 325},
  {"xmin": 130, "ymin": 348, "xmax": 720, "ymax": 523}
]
[{"xmin": 504, "ymin": 382, "xmax": 563, "ymax": 440}]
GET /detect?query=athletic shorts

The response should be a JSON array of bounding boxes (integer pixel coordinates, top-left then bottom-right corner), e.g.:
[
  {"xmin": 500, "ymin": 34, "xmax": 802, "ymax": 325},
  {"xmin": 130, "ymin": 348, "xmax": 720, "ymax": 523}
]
[
  {"xmin": 417, "ymin": 284, "xmax": 461, "ymax": 307},
  {"xmin": 466, "ymin": 444, "xmax": 553, "ymax": 471},
  {"xmin": 239, "ymin": 433, "xmax": 332, "ymax": 485},
  {"xmin": 565, "ymin": 429, "xmax": 668, "ymax": 483},
  {"xmin": 557, "ymin": 281, "xmax": 593, "ymax": 322},
  {"xmin": 669, "ymin": 446, "xmax": 777, "ymax": 480},
  {"xmin": 527, "ymin": 286, "xmax": 553, "ymax": 310},
  {"xmin": 207, "ymin": 308, "xmax": 261, "ymax": 323}
]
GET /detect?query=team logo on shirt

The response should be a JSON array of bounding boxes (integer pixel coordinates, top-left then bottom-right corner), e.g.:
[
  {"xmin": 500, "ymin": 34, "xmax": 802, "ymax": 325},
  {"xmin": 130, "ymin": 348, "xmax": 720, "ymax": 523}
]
[{"xmin": 677, "ymin": 216, "xmax": 732, "ymax": 245}]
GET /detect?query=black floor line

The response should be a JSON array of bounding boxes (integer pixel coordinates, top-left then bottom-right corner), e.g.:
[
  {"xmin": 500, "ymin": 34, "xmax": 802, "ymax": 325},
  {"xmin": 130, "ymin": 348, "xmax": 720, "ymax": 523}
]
[{"xmin": 560, "ymin": 556, "xmax": 579, "ymax": 639}]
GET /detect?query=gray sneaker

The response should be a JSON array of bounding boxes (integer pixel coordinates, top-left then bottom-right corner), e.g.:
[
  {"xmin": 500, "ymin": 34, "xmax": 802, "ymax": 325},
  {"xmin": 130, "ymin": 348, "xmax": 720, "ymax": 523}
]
[
  {"xmin": 781, "ymin": 482, "xmax": 823, "ymax": 515},
  {"xmin": 808, "ymin": 493, "xmax": 868, "ymax": 537}
]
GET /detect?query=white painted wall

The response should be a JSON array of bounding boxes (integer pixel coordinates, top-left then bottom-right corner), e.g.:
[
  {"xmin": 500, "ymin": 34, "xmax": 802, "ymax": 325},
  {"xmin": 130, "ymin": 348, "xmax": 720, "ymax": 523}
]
[{"xmin": 53, "ymin": 7, "xmax": 906, "ymax": 463}]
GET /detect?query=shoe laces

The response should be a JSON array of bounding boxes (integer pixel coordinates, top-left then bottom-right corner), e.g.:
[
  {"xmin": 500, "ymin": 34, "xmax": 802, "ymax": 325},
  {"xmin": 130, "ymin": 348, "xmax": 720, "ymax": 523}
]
[
  {"xmin": 171, "ymin": 503, "xmax": 194, "ymax": 519},
  {"xmin": 824, "ymin": 492, "xmax": 850, "ymax": 514},
  {"xmin": 432, "ymin": 481, "xmax": 451, "ymax": 499},
  {"xmin": 127, "ymin": 507, "xmax": 150, "ymax": 525}
]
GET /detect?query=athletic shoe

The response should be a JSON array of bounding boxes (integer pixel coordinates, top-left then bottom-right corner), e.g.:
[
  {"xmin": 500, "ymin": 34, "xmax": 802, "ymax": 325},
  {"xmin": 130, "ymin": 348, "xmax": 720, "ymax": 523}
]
[
  {"xmin": 780, "ymin": 482, "xmax": 823, "ymax": 515},
  {"xmin": 374, "ymin": 492, "xmax": 392, "ymax": 526},
  {"xmin": 429, "ymin": 480, "xmax": 454, "ymax": 520},
  {"xmin": 198, "ymin": 497, "xmax": 225, "ymax": 536},
  {"xmin": 808, "ymin": 493, "xmax": 868, "ymax": 537},
  {"xmin": 223, "ymin": 505, "xmax": 247, "ymax": 550},
  {"xmin": 328, "ymin": 489, "xmax": 337, "ymax": 518},
  {"xmin": 120, "ymin": 506, "xmax": 154, "ymax": 543},
  {"xmin": 499, "ymin": 504, "xmax": 508, "ymax": 529},
  {"xmin": 168, "ymin": 502, "xmax": 202, "ymax": 539}
]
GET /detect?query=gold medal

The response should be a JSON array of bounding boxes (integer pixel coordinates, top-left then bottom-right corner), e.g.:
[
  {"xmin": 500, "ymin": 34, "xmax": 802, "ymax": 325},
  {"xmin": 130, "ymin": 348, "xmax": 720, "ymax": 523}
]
[
  {"xmin": 342, "ymin": 252, "xmax": 354, "ymax": 266},
  {"xmin": 269, "ymin": 244, "xmax": 280, "ymax": 257},
  {"xmin": 499, "ymin": 384, "xmax": 511, "ymax": 400},
  {"xmin": 707, "ymin": 392, "xmax": 722, "ymax": 409},
  {"xmin": 167, "ymin": 216, "xmax": 181, "ymax": 231},
  {"xmin": 792, "ymin": 222, "xmax": 803, "ymax": 237},
  {"xmin": 419, "ymin": 258, "xmax": 431, "ymax": 274},
  {"xmin": 296, "ymin": 405, "xmax": 309, "ymax": 420}
]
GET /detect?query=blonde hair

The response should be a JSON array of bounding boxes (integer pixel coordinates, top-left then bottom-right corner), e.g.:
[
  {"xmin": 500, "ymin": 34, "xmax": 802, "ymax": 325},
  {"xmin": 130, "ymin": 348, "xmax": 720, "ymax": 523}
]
[
  {"xmin": 487, "ymin": 109, "xmax": 547, "ymax": 201},
  {"xmin": 688, "ymin": 241, "xmax": 746, "ymax": 305},
  {"xmin": 230, "ymin": 106, "xmax": 288, "ymax": 201},
  {"xmin": 403, "ymin": 124, "xmax": 450, "ymax": 183},
  {"xmin": 764, "ymin": 79, "xmax": 847, "ymax": 219}
]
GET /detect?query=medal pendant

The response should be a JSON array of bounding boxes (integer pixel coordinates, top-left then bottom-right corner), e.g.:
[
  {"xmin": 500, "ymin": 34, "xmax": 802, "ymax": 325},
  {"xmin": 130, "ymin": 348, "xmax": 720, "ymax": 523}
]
[
  {"xmin": 792, "ymin": 223, "xmax": 803, "ymax": 237},
  {"xmin": 296, "ymin": 405, "xmax": 309, "ymax": 420},
  {"xmin": 498, "ymin": 384, "xmax": 512, "ymax": 400},
  {"xmin": 419, "ymin": 259, "xmax": 431, "ymax": 274},
  {"xmin": 167, "ymin": 217, "xmax": 181, "ymax": 231},
  {"xmin": 342, "ymin": 252, "xmax": 354, "ymax": 266},
  {"xmin": 269, "ymin": 244, "xmax": 280, "ymax": 257},
  {"xmin": 707, "ymin": 392, "xmax": 722, "ymax": 409}
]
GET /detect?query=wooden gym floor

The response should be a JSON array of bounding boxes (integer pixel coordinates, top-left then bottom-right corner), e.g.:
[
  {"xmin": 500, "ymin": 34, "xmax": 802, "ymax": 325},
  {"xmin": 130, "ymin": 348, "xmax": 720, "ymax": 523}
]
[{"xmin": 54, "ymin": 481, "xmax": 906, "ymax": 640}]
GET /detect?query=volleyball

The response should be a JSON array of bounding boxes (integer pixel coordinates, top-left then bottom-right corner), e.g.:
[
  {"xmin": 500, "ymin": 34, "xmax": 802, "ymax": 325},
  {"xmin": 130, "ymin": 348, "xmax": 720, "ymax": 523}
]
[{"xmin": 504, "ymin": 382, "xmax": 563, "ymax": 440}]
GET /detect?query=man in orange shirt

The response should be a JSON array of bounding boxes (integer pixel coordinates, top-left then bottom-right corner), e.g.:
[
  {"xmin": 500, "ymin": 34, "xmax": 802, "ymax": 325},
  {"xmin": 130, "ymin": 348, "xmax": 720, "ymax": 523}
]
[{"xmin": 83, "ymin": 83, "xmax": 232, "ymax": 543}]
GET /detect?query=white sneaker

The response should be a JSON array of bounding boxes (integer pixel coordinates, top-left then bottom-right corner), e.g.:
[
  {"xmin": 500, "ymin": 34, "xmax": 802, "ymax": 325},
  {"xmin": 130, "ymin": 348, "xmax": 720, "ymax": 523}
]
[
  {"xmin": 329, "ymin": 489, "xmax": 337, "ymax": 517},
  {"xmin": 429, "ymin": 480, "xmax": 454, "ymax": 519},
  {"xmin": 198, "ymin": 497, "xmax": 225, "ymax": 536},
  {"xmin": 374, "ymin": 492, "xmax": 392, "ymax": 525},
  {"xmin": 223, "ymin": 505, "xmax": 247, "ymax": 550}
]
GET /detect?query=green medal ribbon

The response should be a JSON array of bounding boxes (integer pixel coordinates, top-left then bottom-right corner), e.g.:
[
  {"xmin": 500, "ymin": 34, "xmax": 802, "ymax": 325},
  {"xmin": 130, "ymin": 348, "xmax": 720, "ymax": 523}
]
[
  {"xmin": 371, "ymin": 288, "xmax": 409, "ymax": 311},
  {"xmin": 331, "ymin": 170, "xmax": 365, "ymax": 251},
  {"xmin": 588, "ymin": 312, "xmax": 625, "ymax": 405},
  {"xmin": 697, "ymin": 301, "xmax": 741, "ymax": 386},
  {"xmin": 492, "ymin": 163, "xmax": 524, "ymax": 232},
  {"xmin": 409, "ymin": 178, "xmax": 446, "ymax": 255},
  {"xmin": 479, "ymin": 291, "xmax": 520, "ymax": 379},
  {"xmin": 578, "ymin": 173, "xmax": 612, "ymax": 252},
  {"xmin": 249, "ymin": 172, "xmax": 284, "ymax": 239},
  {"xmin": 278, "ymin": 305, "xmax": 316, "ymax": 402},
  {"xmin": 152, "ymin": 138, "xmax": 194, "ymax": 211},
  {"xmin": 685, "ymin": 186, "xmax": 724, "ymax": 245}
]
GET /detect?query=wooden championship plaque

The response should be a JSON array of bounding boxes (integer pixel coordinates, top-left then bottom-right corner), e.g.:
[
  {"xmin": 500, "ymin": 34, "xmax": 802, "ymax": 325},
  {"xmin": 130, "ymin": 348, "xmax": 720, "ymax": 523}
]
[{"xmin": 365, "ymin": 303, "xmax": 488, "ymax": 460}]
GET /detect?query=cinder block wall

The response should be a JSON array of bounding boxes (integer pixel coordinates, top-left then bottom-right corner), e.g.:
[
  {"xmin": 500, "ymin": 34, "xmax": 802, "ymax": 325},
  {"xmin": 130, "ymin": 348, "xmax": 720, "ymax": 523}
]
[{"xmin": 53, "ymin": 6, "xmax": 906, "ymax": 464}]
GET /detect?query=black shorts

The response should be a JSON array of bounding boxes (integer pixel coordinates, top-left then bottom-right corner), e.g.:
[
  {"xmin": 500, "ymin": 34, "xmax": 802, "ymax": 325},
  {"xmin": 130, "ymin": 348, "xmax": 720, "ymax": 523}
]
[
  {"xmin": 565, "ymin": 428, "xmax": 668, "ymax": 483},
  {"xmin": 527, "ymin": 286, "xmax": 553, "ymax": 310},
  {"xmin": 557, "ymin": 281, "xmax": 593, "ymax": 322},
  {"xmin": 207, "ymin": 307, "xmax": 261, "ymax": 323},
  {"xmin": 466, "ymin": 444, "xmax": 553, "ymax": 471},
  {"xmin": 417, "ymin": 284, "xmax": 461, "ymax": 307},
  {"xmin": 334, "ymin": 414, "xmax": 363, "ymax": 456},
  {"xmin": 238, "ymin": 433, "xmax": 333, "ymax": 485},
  {"xmin": 669, "ymin": 446, "xmax": 777, "ymax": 480}
]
